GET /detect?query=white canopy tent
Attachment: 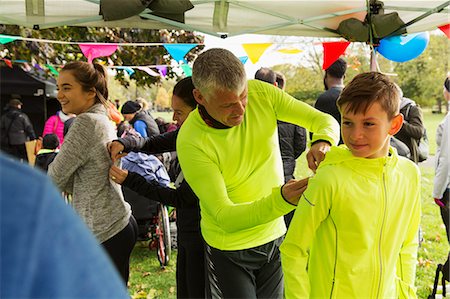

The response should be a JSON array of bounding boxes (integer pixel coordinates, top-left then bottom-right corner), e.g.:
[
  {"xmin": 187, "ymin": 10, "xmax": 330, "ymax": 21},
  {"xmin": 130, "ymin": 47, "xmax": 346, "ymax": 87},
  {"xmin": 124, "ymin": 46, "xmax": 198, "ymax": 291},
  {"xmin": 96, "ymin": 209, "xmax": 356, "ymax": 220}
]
[{"xmin": 0, "ymin": 0, "xmax": 448, "ymax": 39}]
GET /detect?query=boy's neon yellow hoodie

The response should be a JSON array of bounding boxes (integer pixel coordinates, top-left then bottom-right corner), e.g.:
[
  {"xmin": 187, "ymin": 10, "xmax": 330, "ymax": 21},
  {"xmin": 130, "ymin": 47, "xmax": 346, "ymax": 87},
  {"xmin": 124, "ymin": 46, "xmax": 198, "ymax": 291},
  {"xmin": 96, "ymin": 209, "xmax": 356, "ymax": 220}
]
[{"xmin": 280, "ymin": 146, "xmax": 421, "ymax": 299}]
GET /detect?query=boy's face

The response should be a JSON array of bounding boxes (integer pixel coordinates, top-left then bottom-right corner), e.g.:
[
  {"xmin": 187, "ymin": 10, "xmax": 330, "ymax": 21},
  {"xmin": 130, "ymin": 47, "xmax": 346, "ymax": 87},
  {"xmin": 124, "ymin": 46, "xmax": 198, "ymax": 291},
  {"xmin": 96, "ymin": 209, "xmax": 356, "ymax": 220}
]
[{"xmin": 341, "ymin": 102, "xmax": 403, "ymax": 159}]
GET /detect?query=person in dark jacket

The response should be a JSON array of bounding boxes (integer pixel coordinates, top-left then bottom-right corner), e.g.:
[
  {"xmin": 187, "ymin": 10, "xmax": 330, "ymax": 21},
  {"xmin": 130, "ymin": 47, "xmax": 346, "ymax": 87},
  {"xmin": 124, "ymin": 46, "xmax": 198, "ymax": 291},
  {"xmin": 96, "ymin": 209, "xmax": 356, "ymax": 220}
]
[
  {"xmin": 314, "ymin": 58, "xmax": 347, "ymax": 144},
  {"xmin": 121, "ymin": 100, "xmax": 160, "ymax": 138},
  {"xmin": 35, "ymin": 133, "xmax": 59, "ymax": 172},
  {"xmin": 0, "ymin": 98, "xmax": 36, "ymax": 161},
  {"xmin": 255, "ymin": 68, "xmax": 307, "ymax": 227},
  {"xmin": 109, "ymin": 77, "xmax": 207, "ymax": 299},
  {"xmin": 393, "ymin": 93, "xmax": 426, "ymax": 164}
]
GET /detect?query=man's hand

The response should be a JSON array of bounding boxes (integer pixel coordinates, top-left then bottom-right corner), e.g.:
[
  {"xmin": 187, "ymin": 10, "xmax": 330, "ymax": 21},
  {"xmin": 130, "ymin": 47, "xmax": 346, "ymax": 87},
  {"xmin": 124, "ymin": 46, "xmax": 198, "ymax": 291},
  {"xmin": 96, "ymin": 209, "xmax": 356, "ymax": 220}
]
[
  {"xmin": 281, "ymin": 177, "xmax": 309, "ymax": 206},
  {"xmin": 306, "ymin": 141, "xmax": 331, "ymax": 173},
  {"xmin": 107, "ymin": 141, "xmax": 127, "ymax": 162},
  {"xmin": 109, "ymin": 165, "xmax": 128, "ymax": 184}
]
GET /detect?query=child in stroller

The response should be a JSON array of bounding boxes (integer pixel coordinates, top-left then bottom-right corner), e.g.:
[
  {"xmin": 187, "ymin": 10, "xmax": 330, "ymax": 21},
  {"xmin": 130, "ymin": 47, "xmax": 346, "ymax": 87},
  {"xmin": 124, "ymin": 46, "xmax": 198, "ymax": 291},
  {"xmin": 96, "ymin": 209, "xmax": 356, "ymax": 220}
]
[{"xmin": 118, "ymin": 123, "xmax": 172, "ymax": 266}]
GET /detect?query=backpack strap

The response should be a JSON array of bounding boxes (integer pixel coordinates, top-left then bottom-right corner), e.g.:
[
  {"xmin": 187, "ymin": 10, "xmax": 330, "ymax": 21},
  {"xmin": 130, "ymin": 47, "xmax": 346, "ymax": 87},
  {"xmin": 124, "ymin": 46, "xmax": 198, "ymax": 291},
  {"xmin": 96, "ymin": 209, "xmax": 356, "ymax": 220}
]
[{"xmin": 4, "ymin": 112, "xmax": 21, "ymax": 146}]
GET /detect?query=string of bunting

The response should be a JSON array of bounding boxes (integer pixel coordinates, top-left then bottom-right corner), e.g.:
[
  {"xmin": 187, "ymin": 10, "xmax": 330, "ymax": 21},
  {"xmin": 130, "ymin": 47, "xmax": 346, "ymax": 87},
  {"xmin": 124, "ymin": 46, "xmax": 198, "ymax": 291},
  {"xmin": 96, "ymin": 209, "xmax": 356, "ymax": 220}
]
[{"xmin": 1, "ymin": 23, "xmax": 448, "ymax": 75}]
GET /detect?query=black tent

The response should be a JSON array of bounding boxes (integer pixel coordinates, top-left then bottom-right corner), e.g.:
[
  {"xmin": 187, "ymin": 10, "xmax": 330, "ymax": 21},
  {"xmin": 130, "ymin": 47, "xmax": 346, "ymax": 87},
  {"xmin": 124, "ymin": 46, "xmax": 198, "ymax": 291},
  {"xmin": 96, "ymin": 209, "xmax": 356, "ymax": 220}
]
[{"xmin": 0, "ymin": 65, "xmax": 60, "ymax": 136}]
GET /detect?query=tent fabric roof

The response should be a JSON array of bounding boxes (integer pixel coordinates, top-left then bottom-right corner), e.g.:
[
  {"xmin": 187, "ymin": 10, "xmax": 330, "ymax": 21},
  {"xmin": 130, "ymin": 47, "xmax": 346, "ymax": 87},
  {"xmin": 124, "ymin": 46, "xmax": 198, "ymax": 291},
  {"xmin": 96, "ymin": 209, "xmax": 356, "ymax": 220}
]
[{"xmin": 0, "ymin": 1, "xmax": 448, "ymax": 38}]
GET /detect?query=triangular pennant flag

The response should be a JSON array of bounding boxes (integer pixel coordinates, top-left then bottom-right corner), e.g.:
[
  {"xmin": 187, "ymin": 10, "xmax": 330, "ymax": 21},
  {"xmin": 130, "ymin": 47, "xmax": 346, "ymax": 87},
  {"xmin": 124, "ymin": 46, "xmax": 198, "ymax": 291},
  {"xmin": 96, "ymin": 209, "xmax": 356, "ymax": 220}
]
[
  {"xmin": 2, "ymin": 59, "xmax": 12, "ymax": 68},
  {"xmin": 438, "ymin": 24, "xmax": 450, "ymax": 39},
  {"xmin": 125, "ymin": 67, "xmax": 135, "ymax": 76},
  {"xmin": 22, "ymin": 63, "xmax": 32, "ymax": 72},
  {"xmin": 322, "ymin": 41, "xmax": 350, "ymax": 70},
  {"xmin": 45, "ymin": 64, "xmax": 59, "ymax": 75},
  {"xmin": 181, "ymin": 64, "xmax": 192, "ymax": 77},
  {"xmin": 241, "ymin": 43, "xmax": 272, "ymax": 64},
  {"xmin": 137, "ymin": 66, "xmax": 160, "ymax": 77},
  {"xmin": 156, "ymin": 65, "xmax": 168, "ymax": 77},
  {"xmin": 238, "ymin": 56, "xmax": 249, "ymax": 64},
  {"xmin": 163, "ymin": 44, "xmax": 197, "ymax": 63},
  {"xmin": 34, "ymin": 63, "xmax": 43, "ymax": 71},
  {"xmin": 79, "ymin": 44, "xmax": 118, "ymax": 63},
  {"xmin": 0, "ymin": 34, "xmax": 18, "ymax": 45},
  {"xmin": 277, "ymin": 48, "xmax": 303, "ymax": 54}
]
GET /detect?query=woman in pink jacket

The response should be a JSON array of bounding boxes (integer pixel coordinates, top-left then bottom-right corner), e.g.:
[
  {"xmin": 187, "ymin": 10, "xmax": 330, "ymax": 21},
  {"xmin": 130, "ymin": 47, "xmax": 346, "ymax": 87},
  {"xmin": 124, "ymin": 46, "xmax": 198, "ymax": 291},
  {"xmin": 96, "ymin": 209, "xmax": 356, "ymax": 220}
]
[{"xmin": 42, "ymin": 111, "xmax": 74, "ymax": 145}]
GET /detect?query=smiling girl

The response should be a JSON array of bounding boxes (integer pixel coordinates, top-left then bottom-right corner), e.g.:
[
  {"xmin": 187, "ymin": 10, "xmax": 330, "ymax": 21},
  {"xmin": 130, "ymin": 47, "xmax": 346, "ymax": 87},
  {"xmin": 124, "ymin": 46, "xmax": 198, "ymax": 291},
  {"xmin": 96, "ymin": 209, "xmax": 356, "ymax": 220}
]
[{"xmin": 48, "ymin": 61, "xmax": 137, "ymax": 285}]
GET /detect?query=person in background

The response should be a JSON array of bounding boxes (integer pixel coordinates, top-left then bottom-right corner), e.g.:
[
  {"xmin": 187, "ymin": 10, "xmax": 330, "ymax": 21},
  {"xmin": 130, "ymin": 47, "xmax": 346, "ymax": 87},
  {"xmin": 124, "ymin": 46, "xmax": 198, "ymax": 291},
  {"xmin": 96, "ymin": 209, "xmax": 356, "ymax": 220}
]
[
  {"xmin": 0, "ymin": 153, "xmax": 129, "ymax": 299},
  {"xmin": 281, "ymin": 72, "xmax": 421, "ymax": 298},
  {"xmin": 393, "ymin": 87, "xmax": 426, "ymax": 164},
  {"xmin": 0, "ymin": 97, "xmax": 36, "ymax": 162},
  {"xmin": 121, "ymin": 100, "xmax": 160, "ymax": 138},
  {"xmin": 175, "ymin": 48, "xmax": 339, "ymax": 298},
  {"xmin": 314, "ymin": 58, "xmax": 347, "ymax": 144},
  {"xmin": 48, "ymin": 61, "xmax": 137, "ymax": 284},
  {"xmin": 42, "ymin": 110, "xmax": 75, "ymax": 145},
  {"xmin": 35, "ymin": 133, "xmax": 59, "ymax": 172},
  {"xmin": 254, "ymin": 68, "xmax": 307, "ymax": 228},
  {"xmin": 109, "ymin": 77, "xmax": 207, "ymax": 299}
]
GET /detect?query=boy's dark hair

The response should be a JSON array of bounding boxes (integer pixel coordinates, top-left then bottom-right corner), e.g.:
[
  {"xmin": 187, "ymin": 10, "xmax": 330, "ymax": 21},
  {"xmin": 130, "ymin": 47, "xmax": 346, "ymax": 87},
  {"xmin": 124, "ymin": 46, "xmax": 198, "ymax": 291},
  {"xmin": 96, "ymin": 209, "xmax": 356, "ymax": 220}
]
[
  {"xmin": 337, "ymin": 72, "xmax": 400, "ymax": 120},
  {"xmin": 254, "ymin": 68, "xmax": 276, "ymax": 84},
  {"xmin": 326, "ymin": 58, "xmax": 347, "ymax": 79},
  {"xmin": 445, "ymin": 77, "xmax": 450, "ymax": 93},
  {"xmin": 275, "ymin": 72, "xmax": 286, "ymax": 89},
  {"xmin": 173, "ymin": 77, "xmax": 197, "ymax": 109},
  {"xmin": 42, "ymin": 134, "xmax": 60, "ymax": 150}
]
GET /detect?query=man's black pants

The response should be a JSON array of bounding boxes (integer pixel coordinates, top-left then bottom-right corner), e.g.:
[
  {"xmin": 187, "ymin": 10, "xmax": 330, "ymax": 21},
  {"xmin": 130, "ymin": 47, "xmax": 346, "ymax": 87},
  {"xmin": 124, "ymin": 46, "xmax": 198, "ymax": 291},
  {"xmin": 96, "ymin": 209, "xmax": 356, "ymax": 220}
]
[{"xmin": 205, "ymin": 237, "xmax": 284, "ymax": 299}]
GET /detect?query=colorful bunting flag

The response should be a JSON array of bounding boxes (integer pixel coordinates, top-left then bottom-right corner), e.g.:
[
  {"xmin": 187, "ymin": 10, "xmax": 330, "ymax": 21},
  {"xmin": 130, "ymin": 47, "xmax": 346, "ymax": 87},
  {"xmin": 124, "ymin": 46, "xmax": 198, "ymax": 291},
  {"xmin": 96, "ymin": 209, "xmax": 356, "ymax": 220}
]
[
  {"xmin": 241, "ymin": 43, "xmax": 272, "ymax": 64},
  {"xmin": 137, "ymin": 66, "xmax": 160, "ymax": 77},
  {"xmin": 0, "ymin": 34, "xmax": 18, "ymax": 45},
  {"xmin": 156, "ymin": 65, "xmax": 168, "ymax": 77},
  {"xmin": 45, "ymin": 64, "xmax": 59, "ymax": 75},
  {"xmin": 2, "ymin": 59, "xmax": 13, "ymax": 68},
  {"xmin": 181, "ymin": 64, "xmax": 192, "ymax": 77},
  {"xmin": 79, "ymin": 44, "xmax": 118, "ymax": 63},
  {"xmin": 163, "ymin": 44, "xmax": 197, "ymax": 63},
  {"xmin": 238, "ymin": 56, "xmax": 249, "ymax": 64},
  {"xmin": 277, "ymin": 48, "xmax": 303, "ymax": 54},
  {"xmin": 322, "ymin": 41, "xmax": 350, "ymax": 70},
  {"xmin": 438, "ymin": 24, "xmax": 450, "ymax": 39}
]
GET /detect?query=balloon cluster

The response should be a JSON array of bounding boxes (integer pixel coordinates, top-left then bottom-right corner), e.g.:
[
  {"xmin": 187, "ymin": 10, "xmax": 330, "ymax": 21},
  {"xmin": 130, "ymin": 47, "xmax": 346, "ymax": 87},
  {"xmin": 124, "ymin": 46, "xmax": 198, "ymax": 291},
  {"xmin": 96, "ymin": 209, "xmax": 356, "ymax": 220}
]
[{"xmin": 376, "ymin": 31, "xmax": 430, "ymax": 63}]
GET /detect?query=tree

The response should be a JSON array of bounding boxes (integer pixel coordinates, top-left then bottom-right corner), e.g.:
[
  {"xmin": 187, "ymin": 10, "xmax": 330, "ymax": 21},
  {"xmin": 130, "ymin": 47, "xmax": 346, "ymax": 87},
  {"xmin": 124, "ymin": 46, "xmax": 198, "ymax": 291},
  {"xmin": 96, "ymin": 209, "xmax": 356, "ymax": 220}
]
[{"xmin": 0, "ymin": 25, "xmax": 204, "ymax": 88}]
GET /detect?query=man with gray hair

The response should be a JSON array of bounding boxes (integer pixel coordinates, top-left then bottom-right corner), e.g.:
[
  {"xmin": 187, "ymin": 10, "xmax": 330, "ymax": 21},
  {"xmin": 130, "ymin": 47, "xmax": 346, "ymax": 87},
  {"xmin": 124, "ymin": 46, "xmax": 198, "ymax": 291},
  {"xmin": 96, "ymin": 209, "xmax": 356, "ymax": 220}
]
[{"xmin": 176, "ymin": 48, "xmax": 339, "ymax": 298}]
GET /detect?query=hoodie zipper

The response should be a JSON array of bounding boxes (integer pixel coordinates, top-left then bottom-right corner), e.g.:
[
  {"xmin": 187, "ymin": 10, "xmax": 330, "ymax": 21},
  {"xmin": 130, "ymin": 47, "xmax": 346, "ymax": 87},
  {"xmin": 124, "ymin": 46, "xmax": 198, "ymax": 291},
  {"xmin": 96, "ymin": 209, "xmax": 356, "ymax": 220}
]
[
  {"xmin": 376, "ymin": 167, "xmax": 388, "ymax": 298},
  {"xmin": 329, "ymin": 216, "xmax": 338, "ymax": 298}
]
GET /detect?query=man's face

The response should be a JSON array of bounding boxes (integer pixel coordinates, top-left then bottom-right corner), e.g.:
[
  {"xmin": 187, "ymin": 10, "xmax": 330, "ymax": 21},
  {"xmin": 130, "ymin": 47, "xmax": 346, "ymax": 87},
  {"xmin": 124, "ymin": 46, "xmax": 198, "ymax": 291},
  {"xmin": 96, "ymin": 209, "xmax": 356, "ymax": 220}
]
[
  {"xmin": 341, "ymin": 102, "xmax": 402, "ymax": 159},
  {"xmin": 194, "ymin": 85, "xmax": 248, "ymax": 127}
]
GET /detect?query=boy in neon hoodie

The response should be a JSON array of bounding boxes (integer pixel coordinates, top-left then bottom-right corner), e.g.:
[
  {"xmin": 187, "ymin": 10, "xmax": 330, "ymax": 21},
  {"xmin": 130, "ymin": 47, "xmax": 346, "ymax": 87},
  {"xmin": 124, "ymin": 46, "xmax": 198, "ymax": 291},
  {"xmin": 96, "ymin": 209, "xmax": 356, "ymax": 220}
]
[{"xmin": 281, "ymin": 72, "xmax": 421, "ymax": 299}]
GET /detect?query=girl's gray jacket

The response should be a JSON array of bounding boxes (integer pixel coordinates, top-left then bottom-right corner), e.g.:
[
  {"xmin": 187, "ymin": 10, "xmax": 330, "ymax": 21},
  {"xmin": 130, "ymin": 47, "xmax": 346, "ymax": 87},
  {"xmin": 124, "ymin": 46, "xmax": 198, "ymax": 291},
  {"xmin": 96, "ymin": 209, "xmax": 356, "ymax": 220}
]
[{"xmin": 49, "ymin": 103, "xmax": 131, "ymax": 243}]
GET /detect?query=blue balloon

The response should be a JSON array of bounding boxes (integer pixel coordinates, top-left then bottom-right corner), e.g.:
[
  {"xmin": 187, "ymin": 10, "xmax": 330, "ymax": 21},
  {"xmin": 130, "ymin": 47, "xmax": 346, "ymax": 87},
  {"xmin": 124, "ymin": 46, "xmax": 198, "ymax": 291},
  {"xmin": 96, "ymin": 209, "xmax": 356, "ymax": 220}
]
[{"xmin": 377, "ymin": 31, "xmax": 430, "ymax": 62}]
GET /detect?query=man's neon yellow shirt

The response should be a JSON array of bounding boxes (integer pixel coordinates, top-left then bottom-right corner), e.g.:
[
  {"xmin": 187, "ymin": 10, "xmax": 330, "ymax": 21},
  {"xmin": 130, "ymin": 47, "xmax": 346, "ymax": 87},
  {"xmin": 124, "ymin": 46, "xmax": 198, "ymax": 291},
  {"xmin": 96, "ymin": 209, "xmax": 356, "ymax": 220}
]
[{"xmin": 177, "ymin": 80, "xmax": 340, "ymax": 250}]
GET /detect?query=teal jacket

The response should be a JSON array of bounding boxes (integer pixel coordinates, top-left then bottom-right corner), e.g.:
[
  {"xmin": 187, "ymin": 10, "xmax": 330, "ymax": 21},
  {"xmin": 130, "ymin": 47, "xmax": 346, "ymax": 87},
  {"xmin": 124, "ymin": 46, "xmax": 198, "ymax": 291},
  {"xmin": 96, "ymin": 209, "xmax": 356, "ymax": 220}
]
[{"xmin": 281, "ymin": 146, "xmax": 421, "ymax": 298}]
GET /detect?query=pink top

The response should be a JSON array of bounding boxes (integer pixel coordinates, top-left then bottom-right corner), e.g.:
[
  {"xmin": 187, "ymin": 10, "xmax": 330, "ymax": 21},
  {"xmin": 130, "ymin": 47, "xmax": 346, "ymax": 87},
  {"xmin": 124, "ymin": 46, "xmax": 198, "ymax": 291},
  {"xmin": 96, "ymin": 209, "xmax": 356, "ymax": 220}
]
[{"xmin": 42, "ymin": 114, "xmax": 65, "ymax": 144}]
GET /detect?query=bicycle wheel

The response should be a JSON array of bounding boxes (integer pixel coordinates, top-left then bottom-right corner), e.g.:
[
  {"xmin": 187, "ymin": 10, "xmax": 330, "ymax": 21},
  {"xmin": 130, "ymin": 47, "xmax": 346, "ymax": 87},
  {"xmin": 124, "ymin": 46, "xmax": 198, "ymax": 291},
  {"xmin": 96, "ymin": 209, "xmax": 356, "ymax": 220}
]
[{"xmin": 156, "ymin": 203, "xmax": 171, "ymax": 267}]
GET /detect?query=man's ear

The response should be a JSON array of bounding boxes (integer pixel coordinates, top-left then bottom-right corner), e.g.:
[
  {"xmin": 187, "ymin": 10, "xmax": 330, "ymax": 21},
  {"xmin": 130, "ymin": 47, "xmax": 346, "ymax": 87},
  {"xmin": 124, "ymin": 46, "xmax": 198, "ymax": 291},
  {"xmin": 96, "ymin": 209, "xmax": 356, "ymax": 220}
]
[
  {"xmin": 193, "ymin": 89, "xmax": 206, "ymax": 105},
  {"xmin": 389, "ymin": 113, "xmax": 404, "ymax": 135}
]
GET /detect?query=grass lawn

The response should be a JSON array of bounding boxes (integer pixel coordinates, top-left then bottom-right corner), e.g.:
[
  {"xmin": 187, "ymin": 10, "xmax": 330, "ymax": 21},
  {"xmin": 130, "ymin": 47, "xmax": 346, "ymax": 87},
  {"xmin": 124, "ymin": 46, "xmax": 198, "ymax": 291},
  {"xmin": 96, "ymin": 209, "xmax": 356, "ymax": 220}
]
[{"xmin": 129, "ymin": 110, "xmax": 449, "ymax": 298}]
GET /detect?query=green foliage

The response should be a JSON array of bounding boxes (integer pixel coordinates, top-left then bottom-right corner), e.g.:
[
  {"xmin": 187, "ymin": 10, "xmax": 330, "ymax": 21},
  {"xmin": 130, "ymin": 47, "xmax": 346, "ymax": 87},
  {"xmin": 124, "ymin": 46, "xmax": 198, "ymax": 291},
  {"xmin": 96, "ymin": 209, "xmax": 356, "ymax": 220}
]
[
  {"xmin": 129, "ymin": 242, "xmax": 176, "ymax": 299},
  {"xmin": 0, "ymin": 25, "xmax": 204, "ymax": 88},
  {"xmin": 387, "ymin": 35, "xmax": 449, "ymax": 107}
]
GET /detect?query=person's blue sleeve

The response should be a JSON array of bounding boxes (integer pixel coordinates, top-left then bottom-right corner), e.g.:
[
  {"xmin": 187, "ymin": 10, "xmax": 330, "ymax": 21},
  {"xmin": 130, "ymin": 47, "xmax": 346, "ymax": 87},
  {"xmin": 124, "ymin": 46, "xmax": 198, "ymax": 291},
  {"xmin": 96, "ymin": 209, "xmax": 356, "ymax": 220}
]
[
  {"xmin": 134, "ymin": 120, "xmax": 148, "ymax": 138},
  {"xmin": 1, "ymin": 155, "xmax": 129, "ymax": 299}
]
